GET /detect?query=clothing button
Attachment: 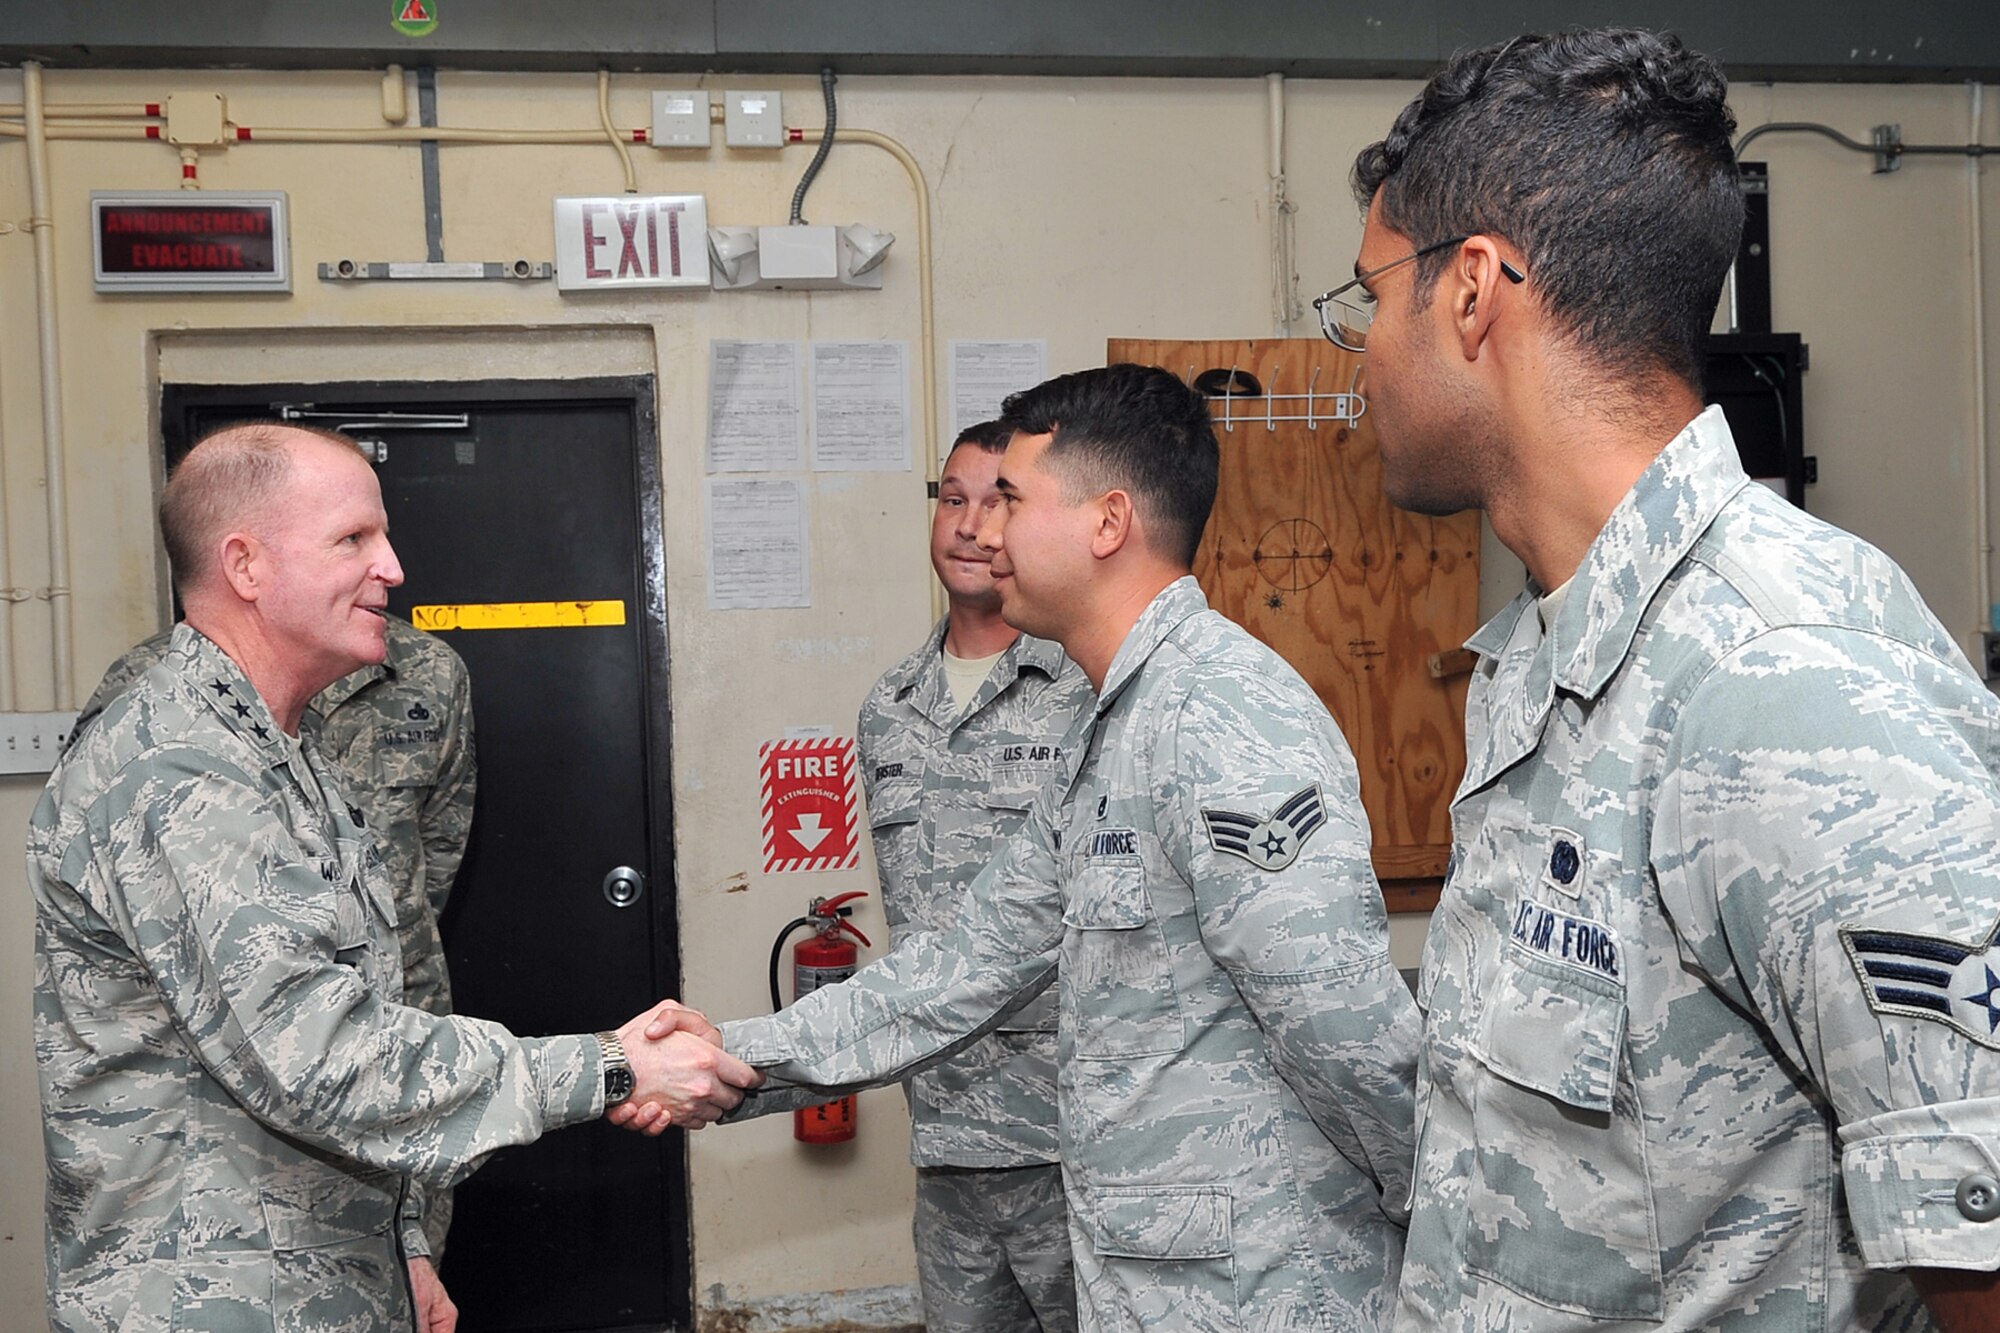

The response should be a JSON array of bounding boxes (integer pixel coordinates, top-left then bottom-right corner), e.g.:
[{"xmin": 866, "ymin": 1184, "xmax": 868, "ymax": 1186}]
[{"xmin": 1956, "ymin": 1173, "xmax": 2000, "ymax": 1222}]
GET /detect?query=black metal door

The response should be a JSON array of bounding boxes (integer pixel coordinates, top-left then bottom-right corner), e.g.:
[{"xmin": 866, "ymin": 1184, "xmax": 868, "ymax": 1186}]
[{"xmin": 161, "ymin": 378, "xmax": 689, "ymax": 1332}]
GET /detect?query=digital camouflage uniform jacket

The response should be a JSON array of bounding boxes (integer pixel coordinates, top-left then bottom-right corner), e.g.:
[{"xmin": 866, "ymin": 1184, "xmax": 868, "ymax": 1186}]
[
  {"xmin": 31, "ymin": 625, "xmax": 598, "ymax": 1333},
  {"xmin": 859, "ymin": 621, "xmax": 1091, "ymax": 1167},
  {"xmin": 726, "ymin": 578, "xmax": 1420, "ymax": 1332},
  {"xmin": 1399, "ymin": 407, "xmax": 2000, "ymax": 1331},
  {"xmin": 74, "ymin": 614, "xmax": 475, "ymax": 1017}
]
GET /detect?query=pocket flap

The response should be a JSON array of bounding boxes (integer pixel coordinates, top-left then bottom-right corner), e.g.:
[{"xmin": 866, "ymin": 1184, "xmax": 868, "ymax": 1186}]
[
  {"xmin": 1477, "ymin": 949, "xmax": 1626, "ymax": 1113},
  {"xmin": 986, "ymin": 762, "xmax": 1056, "ymax": 813},
  {"xmin": 1087, "ymin": 1186, "xmax": 1232, "ymax": 1260},
  {"xmin": 867, "ymin": 778, "xmax": 920, "ymax": 830},
  {"xmin": 1061, "ymin": 860, "xmax": 1149, "ymax": 930}
]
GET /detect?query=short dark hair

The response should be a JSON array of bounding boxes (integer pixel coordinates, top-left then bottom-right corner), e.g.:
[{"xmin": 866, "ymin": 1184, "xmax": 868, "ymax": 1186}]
[
  {"xmin": 999, "ymin": 364, "xmax": 1218, "ymax": 568},
  {"xmin": 1352, "ymin": 28, "xmax": 1741, "ymax": 387},
  {"xmin": 950, "ymin": 419, "xmax": 1014, "ymax": 456}
]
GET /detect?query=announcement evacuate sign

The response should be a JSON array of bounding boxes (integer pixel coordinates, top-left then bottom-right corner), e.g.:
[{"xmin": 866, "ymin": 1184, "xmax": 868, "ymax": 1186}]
[{"xmin": 92, "ymin": 191, "xmax": 291, "ymax": 292}]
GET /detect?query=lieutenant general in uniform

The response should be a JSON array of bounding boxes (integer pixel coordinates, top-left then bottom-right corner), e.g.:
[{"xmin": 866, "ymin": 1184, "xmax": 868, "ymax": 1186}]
[
  {"xmin": 30, "ymin": 422, "xmax": 758, "ymax": 1333},
  {"xmin": 75, "ymin": 611, "xmax": 476, "ymax": 1256},
  {"xmin": 632, "ymin": 366, "xmax": 1420, "ymax": 1332},
  {"xmin": 861, "ymin": 418, "xmax": 1090, "ymax": 1333},
  {"xmin": 1328, "ymin": 27, "xmax": 2000, "ymax": 1331}
]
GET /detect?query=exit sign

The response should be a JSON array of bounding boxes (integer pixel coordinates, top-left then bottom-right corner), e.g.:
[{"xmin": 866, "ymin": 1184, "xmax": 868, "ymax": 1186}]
[
  {"xmin": 91, "ymin": 191, "xmax": 290, "ymax": 292},
  {"xmin": 553, "ymin": 194, "xmax": 709, "ymax": 292}
]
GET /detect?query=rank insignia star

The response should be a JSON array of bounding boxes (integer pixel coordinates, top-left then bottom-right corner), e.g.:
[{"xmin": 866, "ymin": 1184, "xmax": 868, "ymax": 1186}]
[
  {"xmin": 1202, "ymin": 784, "xmax": 1327, "ymax": 872},
  {"xmin": 1843, "ymin": 917, "xmax": 2000, "ymax": 1048},
  {"xmin": 231, "ymin": 701, "xmax": 251, "ymax": 718},
  {"xmin": 250, "ymin": 722, "xmax": 270, "ymax": 741},
  {"xmin": 209, "ymin": 679, "xmax": 233, "ymax": 697}
]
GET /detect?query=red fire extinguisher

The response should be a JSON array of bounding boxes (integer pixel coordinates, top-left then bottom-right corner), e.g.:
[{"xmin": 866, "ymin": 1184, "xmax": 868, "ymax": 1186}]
[{"xmin": 769, "ymin": 890, "xmax": 872, "ymax": 1144}]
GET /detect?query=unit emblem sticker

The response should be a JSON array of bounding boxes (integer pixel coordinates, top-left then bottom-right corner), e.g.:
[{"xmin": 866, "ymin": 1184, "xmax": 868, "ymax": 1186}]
[{"xmin": 1201, "ymin": 784, "xmax": 1326, "ymax": 871}]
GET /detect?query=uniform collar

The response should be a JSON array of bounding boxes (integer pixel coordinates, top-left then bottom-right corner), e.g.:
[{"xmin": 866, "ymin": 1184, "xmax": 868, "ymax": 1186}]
[
  {"xmin": 168, "ymin": 622, "xmax": 291, "ymax": 762},
  {"xmin": 1095, "ymin": 576, "xmax": 1209, "ymax": 712},
  {"xmin": 890, "ymin": 617, "xmax": 1067, "ymax": 728},
  {"xmin": 1467, "ymin": 405, "xmax": 1750, "ymax": 701}
]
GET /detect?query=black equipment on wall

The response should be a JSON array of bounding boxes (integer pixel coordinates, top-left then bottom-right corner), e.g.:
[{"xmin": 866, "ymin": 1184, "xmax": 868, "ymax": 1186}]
[{"xmin": 1703, "ymin": 332, "xmax": 1811, "ymax": 509}]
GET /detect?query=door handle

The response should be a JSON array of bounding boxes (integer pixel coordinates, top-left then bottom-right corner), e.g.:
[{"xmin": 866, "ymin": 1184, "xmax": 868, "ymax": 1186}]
[{"xmin": 602, "ymin": 866, "xmax": 646, "ymax": 908}]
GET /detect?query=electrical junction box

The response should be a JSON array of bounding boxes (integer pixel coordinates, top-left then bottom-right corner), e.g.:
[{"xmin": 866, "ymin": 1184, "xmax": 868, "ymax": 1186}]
[
  {"xmin": 0, "ymin": 711, "xmax": 79, "ymax": 775},
  {"xmin": 165, "ymin": 91, "xmax": 228, "ymax": 146},
  {"xmin": 651, "ymin": 90, "xmax": 711, "ymax": 148},
  {"xmin": 725, "ymin": 90, "xmax": 783, "ymax": 148}
]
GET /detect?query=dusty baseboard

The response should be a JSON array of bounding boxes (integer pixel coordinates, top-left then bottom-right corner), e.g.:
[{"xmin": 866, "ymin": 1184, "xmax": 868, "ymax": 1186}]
[{"xmin": 696, "ymin": 1281, "xmax": 923, "ymax": 1333}]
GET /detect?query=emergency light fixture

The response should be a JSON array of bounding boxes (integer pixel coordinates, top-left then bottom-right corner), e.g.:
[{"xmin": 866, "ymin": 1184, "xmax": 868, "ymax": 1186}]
[{"xmin": 704, "ymin": 223, "xmax": 895, "ymax": 291}]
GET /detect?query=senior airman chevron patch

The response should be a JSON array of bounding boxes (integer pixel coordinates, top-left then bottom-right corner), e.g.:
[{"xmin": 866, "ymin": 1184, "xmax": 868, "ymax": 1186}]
[
  {"xmin": 1842, "ymin": 918, "xmax": 2000, "ymax": 1049},
  {"xmin": 1202, "ymin": 784, "xmax": 1326, "ymax": 871}
]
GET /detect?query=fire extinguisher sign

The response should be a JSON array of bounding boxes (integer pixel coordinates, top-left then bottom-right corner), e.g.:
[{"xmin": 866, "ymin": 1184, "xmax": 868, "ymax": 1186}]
[{"xmin": 760, "ymin": 737, "xmax": 860, "ymax": 873}]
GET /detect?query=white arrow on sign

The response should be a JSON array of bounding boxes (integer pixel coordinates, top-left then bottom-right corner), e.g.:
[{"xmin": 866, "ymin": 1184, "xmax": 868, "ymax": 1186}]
[{"xmin": 791, "ymin": 813, "xmax": 831, "ymax": 852}]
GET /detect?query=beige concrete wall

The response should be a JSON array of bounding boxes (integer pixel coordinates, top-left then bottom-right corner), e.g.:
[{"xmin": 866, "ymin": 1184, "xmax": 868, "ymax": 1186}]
[{"xmin": 0, "ymin": 63, "xmax": 1993, "ymax": 1329}]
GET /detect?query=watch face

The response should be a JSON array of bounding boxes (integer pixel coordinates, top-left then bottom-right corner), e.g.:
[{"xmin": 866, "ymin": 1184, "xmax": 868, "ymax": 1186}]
[{"xmin": 606, "ymin": 1065, "xmax": 636, "ymax": 1104}]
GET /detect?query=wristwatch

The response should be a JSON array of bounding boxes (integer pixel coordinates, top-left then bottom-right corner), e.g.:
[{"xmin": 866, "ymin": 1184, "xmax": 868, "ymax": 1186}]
[{"xmin": 596, "ymin": 1031, "xmax": 635, "ymax": 1106}]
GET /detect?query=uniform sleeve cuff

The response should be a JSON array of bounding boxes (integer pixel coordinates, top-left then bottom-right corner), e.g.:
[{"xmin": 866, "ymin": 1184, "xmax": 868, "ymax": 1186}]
[
  {"xmin": 523, "ymin": 1033, "xmax": 605, "ymax": 1128},
  {"xmin": 1843, "ymin": 1104, "xmax": 2000, "ymax": 1269},
  {"xmin": 720, "ymin": 1015, "xmax": 787, "ymax": 1066}
]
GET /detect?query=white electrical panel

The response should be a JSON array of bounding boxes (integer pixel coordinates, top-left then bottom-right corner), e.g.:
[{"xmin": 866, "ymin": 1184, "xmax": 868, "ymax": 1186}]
[
  {"xmin": 0, "ymin": 710, "xmax": 78, "ymax": 775},
  {"xmin": 651, "ymin": 90, "xmax": 711, "ymax": 148},
  {"xmin": 725, "ymin": 90, "xmax": 784, "ymax": 148}
]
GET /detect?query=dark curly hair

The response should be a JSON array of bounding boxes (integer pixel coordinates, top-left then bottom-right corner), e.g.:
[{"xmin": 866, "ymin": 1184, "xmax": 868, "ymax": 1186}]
[{"xmin": 1353, "ymin": 28, "xmax": 1742, "ymax": 387}]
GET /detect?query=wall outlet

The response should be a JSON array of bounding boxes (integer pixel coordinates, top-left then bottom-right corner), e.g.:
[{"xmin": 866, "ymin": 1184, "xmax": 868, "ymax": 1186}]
[{"xmin": 0, "ymin": 711, "xmax": 79, "ymax": 775}]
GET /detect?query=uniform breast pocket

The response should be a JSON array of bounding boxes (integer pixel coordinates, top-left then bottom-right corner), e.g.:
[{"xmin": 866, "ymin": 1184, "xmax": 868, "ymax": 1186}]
[
  {"xmin": 1465, "ymin": 949, "xmax": 1662, "ymax": 1321},
  {"xmin": 367, "ymin": 732, "xmax": 445, "ymax": 791},
  {"xmin": 1061, "ymin": 860, "xmax": 1183, "ymax": 1059}
]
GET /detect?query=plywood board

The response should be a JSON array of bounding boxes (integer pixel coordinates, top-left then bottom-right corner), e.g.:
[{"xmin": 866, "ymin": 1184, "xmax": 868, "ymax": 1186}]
[{"xmin": 1109, "ymin": 337, "xmax": 1480, "ymax": 885}]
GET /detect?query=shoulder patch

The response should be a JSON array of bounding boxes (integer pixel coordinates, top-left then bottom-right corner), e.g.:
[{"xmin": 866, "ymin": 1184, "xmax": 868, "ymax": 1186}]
[
  {"xmin": 1201, "ymin": 784, "xmax": 1326, "ymax": 872},
  {"xmin": 1843, "ymin": 920, "xmax": 2000, "ymax": 1049}
]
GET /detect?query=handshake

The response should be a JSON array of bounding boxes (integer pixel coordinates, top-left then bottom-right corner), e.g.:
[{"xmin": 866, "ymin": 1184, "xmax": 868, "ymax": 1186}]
[{"xmin": 603, "ymin": 1001, "xmax": 762, "ymax": 1135}]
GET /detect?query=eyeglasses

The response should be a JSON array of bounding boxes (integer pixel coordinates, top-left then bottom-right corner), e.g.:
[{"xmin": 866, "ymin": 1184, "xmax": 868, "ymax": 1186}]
[{"xmin": 1313, "ymin": 237, "xmax": 1525, "ymax": 353}]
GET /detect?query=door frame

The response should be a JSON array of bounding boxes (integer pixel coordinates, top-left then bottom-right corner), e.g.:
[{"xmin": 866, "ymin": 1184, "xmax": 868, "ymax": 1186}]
[{"xmin": 159, "ymin": 375, "xmax": 691, "ymax": 1329}]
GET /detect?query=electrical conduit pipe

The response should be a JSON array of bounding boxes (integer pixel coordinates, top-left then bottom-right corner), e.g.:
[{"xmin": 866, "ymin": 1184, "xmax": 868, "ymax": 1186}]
[{"xmin": 22, "ymin": 61, "xmax": 75, "ymax": 709}]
